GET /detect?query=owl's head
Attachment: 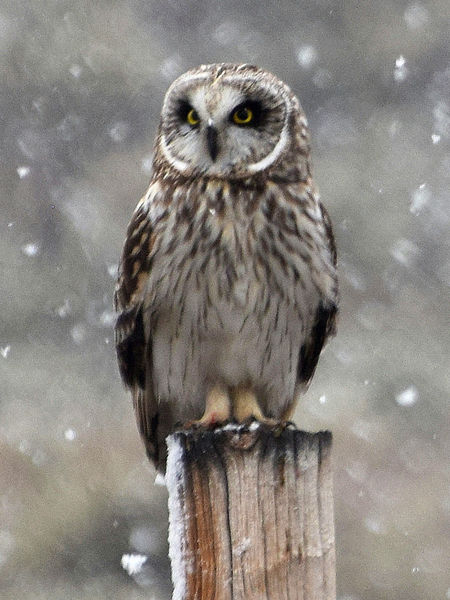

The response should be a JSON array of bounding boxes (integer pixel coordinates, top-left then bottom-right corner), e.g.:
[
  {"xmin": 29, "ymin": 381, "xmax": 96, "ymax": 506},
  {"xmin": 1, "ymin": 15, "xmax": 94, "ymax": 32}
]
[{"xmin": 155, "ymin": 63, "xmax": 310, "ymax": 180}]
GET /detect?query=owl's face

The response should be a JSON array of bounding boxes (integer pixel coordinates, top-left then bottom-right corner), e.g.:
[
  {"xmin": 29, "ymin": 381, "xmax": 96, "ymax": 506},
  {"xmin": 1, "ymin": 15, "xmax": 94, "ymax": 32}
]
[{"xmin": 157, "ymin": 64, "xmax": 301, "ymax": 179}]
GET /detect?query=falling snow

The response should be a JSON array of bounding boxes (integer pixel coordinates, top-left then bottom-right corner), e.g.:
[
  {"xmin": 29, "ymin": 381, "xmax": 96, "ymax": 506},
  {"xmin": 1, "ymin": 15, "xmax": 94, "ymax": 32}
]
[
  {"xmin": 396, "ymin": 386, "xmax": 419, "ymax": 407},
  {"xmin": 109, "ymin": 121, "xmax": 130, "ymax": 143},
  {"xmin": 0, "ymin": 345, "xmax": 11, "ymax": 359},
  {"xmin": 296, "ymin": 45, "xmax": 318, "ymax": 69},
  {"xmin": 69, "ymin": 64, "xmax": 82, "ymax": 78},
  {"xmin": 154, "ymin": 473, "xmax": 166, "ymax": 487},
  {"xmin": 364, "ymin": 516, "xmax": 388, "ymax": 535},
  {"xmin": 16, "ymin": 166, "xmax": 31, "ymax": 178},
  {"xmin": 99, "ymin": 310, "xmax": 115, "ymax": 327},
  {"xmin": 390, "ymin": 238, "xmax": 420, "ymax": 267},
  {"xmin": 56, "ymin": 299, "xmax": 71, "ymax": 318},
  {"xmin": 404, "ymin": 3, "xmax": 429, "ymax": 29},
  {"xmin": 121, "ymin": 553, "xmax": 148, "ymax": 576},
  {"xmin": 21, "ymin": 242, "xmax": 40, "ymax": 257},
  {"xmin": 64, "ymin": 428, "xmax": 76, "ymax": 441},
  {"xmin": 71, "ymin": 323, "xmax": 86, "ymax": 344},
  {"xmin": 394, "ymin": 55, "xmax": 408, "ymax": 82},
  {"xmin": 2, "ymin": 3, "xmax": 448, "ymax": 600},
  {"xmin": 107, "ymin": 264, "xmax": 118, "ymax": 278},
  {"xmin": 160, "ymin": 56, "xmax": 182, "ymax": 81},
  {"xmin": 410, "ymin": 183, "xmax": 431, "ymax": 215},
  {"xmin": 141, "ymin": 154, "xmax": 153, "ymax": 175}
]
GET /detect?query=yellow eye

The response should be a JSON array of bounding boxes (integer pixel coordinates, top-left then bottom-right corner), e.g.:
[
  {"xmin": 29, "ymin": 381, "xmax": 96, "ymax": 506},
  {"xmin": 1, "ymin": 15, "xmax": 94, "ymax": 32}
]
[
  {"xmin": 232, "ymin": 106, "xmax": 253, "ymax": 125},
  {"xmin": 186, "ymin": 108, "xmax": 200, "ymax": 126}
]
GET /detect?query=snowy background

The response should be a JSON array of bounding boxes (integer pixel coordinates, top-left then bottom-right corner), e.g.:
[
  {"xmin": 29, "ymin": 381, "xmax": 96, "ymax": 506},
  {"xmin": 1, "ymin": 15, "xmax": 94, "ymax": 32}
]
[{"xmin": 1, "ymin": 1, "xmax": 449, "ymax": 599}]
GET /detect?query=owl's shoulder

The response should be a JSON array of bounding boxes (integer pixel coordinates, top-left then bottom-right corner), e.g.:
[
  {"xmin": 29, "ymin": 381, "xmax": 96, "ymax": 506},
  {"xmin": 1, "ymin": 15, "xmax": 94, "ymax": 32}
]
[{"xmin": 114, "ymin": 181, "xmax": 169, "ymax": 311}]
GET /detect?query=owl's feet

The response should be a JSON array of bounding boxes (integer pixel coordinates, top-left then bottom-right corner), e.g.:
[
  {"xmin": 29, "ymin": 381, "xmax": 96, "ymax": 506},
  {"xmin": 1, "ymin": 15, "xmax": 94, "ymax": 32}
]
[
  {"xmin": 232, "ymin": 385, "xmax": 278, "ymax": 426},
  {"xmin": 185, "ymin": 383, "xmax": 231, "ymax": 428},
  {"xmin": 183, "ymin": 384, "xmax": 285, "ymax": 430}
]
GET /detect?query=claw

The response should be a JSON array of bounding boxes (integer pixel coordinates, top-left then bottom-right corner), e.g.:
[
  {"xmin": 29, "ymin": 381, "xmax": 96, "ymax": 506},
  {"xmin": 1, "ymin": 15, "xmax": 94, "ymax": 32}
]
[{"xmin": 232, "ymin": 386, "xmax": 277, "ymax": 425}]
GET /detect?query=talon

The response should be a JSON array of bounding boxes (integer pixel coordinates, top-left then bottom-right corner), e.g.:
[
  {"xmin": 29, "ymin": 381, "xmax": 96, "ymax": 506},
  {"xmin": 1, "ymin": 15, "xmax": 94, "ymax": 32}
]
[
  {"xmin": 272, "ymin": 422, "xmax": 286, "ymax": 437},
  {"xmin": 232, "ymin": 386, "xmax": 276, "ymax": 424},
  {"xmin": 268, "ymin": 420, "xmax": 298, "ymax": 436}
]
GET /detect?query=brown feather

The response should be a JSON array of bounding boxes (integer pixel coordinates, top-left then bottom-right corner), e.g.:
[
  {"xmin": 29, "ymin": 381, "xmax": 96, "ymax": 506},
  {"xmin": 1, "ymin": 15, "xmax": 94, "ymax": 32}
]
[
  {"xmin": 114, "ymin": 198, "xmax": 162, "ymax": 465},
  {"xmin": 114, "ymin": 64, "xmax": 339, "ymax": 473}
]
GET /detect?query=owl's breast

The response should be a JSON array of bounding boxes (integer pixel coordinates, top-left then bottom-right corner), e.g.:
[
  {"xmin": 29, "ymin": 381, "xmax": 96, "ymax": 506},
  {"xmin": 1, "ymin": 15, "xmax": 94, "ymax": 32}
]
[
  {"xmin": 145, "ymin": 187, "xmax": 327, "ymax": 413},
  {"xmin": 145, "ymin": 182, "xmax": 323, "ymax": 327}
]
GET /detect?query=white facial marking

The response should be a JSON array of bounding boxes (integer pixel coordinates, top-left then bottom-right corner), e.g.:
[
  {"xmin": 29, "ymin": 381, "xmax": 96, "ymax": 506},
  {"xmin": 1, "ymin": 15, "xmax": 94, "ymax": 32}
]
[
  {"xmin": 160, "ymin": 69, "xmax": 292, "ymax": 176},
  {"xmin": 247, "ymin": 125, "xmax": 290, "ymax": 173},
  {"xmin": 160, "ymin": 135, "xmax": 190, "ymax": 172}
]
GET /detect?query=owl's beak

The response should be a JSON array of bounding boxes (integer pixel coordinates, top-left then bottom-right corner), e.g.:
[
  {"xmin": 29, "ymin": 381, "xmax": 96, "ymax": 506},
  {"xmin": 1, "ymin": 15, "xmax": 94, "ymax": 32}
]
[{"xmin": 206, "ymin": 124, "xmax": 219, "ymax": 162}]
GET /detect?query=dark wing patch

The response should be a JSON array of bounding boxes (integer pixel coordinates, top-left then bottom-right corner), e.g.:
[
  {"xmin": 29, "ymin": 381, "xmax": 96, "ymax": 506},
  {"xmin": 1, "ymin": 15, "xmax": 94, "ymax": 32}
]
[
  {"xmin": 298, "ymin": 199, "xmax": 338, "ymax": 386},
  {"xmin": 114, "ymin": 197, "xmax": 164, "ymax": 469},
  {"xmin": 115, "ymin": 306, "xmax": 146, "ymax": 389},
  {"xmin": 114, "ymin": 200, "xmax": 156, "ymax": 392},
  {"xmin": 298, "ymin": 301, "xmax": 338, "ymax": 385}
]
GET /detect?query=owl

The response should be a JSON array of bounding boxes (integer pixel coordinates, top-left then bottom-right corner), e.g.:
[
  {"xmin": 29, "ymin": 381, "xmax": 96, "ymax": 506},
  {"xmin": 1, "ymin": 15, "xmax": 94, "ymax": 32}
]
[{"xmin": 114, "ymin": 63, "xmax": 338, "ymax": 472}]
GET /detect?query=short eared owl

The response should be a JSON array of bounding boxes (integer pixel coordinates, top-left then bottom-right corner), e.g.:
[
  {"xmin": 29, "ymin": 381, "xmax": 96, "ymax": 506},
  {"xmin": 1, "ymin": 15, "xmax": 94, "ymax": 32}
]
[{"xmin": 114, "ymin": 63, "xmax": 338, "ymax": 471}]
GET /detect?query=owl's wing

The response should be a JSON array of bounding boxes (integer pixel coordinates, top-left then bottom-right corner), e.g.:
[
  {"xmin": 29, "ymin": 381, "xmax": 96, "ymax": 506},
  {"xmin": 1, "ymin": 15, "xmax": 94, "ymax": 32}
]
[
  {"xmin": 297, "ymin": 201, "xmax": 338, "ymax": 387},
  {"xmin": 114, "ymin": 198, "xmax": 160, "ymax": 465}
]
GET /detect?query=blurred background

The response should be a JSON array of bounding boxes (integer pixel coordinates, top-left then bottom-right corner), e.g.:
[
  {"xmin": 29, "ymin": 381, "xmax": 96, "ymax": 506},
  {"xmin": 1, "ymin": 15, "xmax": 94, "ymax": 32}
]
[{"xmin": 0, "ymin": 1, "xmax": 449, "ymax": 598}]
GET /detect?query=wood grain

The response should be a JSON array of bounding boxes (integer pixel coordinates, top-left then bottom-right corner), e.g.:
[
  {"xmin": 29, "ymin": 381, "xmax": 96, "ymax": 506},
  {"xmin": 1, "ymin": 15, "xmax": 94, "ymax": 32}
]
[{"xmin": 166, "ymin": 424, "xmax": 335, "ymax": 600}]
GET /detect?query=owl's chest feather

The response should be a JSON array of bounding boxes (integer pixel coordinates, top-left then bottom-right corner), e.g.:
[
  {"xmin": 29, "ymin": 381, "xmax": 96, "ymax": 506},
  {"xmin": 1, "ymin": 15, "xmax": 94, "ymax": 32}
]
[
  {"xmin": 153, "ymin": 207, "xmax": 262, "ymax": 321},
  {"xmin": 143, "ymin": 178, "xmax": 332, "ymax": 335}
]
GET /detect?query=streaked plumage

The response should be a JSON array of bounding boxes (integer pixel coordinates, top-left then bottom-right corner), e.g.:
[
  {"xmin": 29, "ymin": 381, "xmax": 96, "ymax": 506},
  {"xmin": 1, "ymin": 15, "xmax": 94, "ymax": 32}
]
[{"xmin": 114, "ymin": 63, "xmax": 338, "ymax": 471}]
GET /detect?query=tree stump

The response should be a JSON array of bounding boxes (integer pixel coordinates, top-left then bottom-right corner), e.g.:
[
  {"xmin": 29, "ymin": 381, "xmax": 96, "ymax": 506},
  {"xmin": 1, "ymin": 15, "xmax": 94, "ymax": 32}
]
[{"xmin": 166, "ymin": 424, "xmax": 335, "ymax": 600}]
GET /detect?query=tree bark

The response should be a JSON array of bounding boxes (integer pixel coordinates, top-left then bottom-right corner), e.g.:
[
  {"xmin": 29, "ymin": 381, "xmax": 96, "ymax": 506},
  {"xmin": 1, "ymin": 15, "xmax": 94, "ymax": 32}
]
[{"xmin": 166, "ymin": 424, "xmax": 335, "ymax": 600}]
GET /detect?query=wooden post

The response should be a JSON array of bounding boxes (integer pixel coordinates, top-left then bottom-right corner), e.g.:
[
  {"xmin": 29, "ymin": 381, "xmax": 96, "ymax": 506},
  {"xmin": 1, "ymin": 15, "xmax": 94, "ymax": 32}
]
[{"xmin": 166, "ymin": 424, "xmax": 335, "ymax": 600}]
